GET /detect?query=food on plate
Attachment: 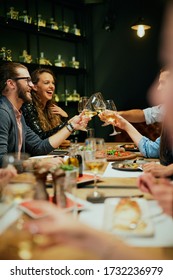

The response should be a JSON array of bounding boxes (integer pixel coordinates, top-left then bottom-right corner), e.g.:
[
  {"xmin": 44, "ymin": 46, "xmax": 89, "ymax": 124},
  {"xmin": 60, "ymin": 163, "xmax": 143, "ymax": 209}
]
[
  {"xmin": 117, "ymin": 162, "xmax": 139, "ymax": 169},
  {"xmin": 113, "ymin": 198, "xmax": 146, "ymax": 231},
  {"xmin": 106, "ymin": 146, "xmax": 137, "ymax": 161},
  {"xmin": 123, "ymin": 144, "xmax": 138, "ymax": 150}
]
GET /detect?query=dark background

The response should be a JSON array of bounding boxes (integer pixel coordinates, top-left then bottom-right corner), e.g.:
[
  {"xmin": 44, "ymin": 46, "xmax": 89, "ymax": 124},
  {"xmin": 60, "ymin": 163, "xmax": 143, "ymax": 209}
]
[
  {"xmin": 82, "ymin": 0, "xmax": 166, "ymax": 140},
  {"xmin": 0, "ymin": 0, "xmax": 167, "ymax": 141}
]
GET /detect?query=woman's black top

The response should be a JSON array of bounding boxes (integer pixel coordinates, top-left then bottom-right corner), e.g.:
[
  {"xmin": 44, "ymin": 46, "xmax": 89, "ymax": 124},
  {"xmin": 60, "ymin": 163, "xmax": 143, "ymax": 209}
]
[{"xmin": 22, "ymin": 103, "xmax": 67, "ymax": 139}]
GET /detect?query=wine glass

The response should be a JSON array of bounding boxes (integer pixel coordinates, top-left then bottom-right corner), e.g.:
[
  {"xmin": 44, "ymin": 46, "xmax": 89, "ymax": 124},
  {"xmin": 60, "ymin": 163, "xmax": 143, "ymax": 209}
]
[
  {"xmin": 77, "ymin": 96, "xmax": 90, "ymax": 131},
  {"xmin": 84, "ymin": 138, "xmax": 106, "ymax": 202},
  {"xmin": 102, "ymin": 99, "xmax": 121, "ymax": 136},
  {"xmin": 78, "ymin": 96, "xmax": 89, "ymax": 113},
  {"xmin": 86, "ymin": 92, "xmax": 106, "ymax": 113},
  {"xmin": 2, "ymin": 153, "xmax": 30, "ymax": 173}
]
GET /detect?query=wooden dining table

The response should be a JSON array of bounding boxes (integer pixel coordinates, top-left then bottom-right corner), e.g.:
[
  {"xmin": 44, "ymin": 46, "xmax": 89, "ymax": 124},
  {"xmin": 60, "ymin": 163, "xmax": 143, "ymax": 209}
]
[{"xmin": 0, "ymin": 143, "xmax": 173, "ymax": 260}]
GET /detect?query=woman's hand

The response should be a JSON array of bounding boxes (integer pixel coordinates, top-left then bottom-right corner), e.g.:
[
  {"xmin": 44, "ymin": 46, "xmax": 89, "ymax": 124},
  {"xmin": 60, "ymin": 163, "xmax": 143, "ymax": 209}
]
[
  {"xmin": 143, "ymin": 162, "xmax": 173, "ymax": 177},
  {"xmin": 50, "ymin": 104, "xmax": 68, "ymax": 118}
]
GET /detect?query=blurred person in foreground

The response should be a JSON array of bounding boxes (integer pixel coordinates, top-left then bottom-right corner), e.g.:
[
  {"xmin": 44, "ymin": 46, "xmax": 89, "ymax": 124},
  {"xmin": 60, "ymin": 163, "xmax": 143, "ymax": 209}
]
[
  {"xmin": 24, "ymin": 200, "xmax": 172, "ymax": 260},
  {"xmin": 0, "ymin": 62, "xmax": 89, "ymax": 167},
  {"xmin": 138, "ymin": 0, "xmax": 173, "ymax": 215}
]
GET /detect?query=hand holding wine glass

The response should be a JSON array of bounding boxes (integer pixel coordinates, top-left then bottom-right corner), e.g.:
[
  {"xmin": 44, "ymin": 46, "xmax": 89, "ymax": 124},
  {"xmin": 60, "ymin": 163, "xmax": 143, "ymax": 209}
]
[{"xmin": 99, "ymin": 99, "xmax": 121, "ymax": 136}]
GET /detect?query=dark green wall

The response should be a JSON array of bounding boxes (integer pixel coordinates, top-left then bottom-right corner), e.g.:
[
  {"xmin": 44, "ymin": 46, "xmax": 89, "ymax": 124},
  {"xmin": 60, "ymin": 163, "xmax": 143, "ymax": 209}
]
[{"xmin": 87, "ymin": 0, "xmax": 166, "ymax": 139}]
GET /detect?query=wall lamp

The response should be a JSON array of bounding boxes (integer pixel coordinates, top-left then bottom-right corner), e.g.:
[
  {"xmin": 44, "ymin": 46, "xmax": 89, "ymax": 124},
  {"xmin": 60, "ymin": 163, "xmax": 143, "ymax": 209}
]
[{"xmin": 131, "ymin": 17, "xmax": 151, "ymax": 38}]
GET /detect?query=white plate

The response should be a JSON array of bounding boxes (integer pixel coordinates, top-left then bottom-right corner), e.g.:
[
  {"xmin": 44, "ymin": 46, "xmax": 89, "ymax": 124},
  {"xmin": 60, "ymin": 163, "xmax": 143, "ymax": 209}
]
[
  {"xmin": 29, "ymin": 155, "xmax": 55, "ymax": 159},
  {"xmin": 103, "ymin": 198, "xmax": 154, "ymax": 237}
]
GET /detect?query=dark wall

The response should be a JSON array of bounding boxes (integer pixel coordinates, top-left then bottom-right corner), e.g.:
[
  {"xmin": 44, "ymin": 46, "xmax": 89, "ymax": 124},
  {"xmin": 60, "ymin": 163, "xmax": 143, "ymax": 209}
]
[{"xmin": 88, "ymin": 0, "xmax": 166, "ymax": 140}]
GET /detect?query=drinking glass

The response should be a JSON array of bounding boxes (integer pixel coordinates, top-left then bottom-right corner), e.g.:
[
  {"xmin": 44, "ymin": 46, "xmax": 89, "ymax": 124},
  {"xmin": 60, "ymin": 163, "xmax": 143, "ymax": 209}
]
[
  {"xmin": 102, "ymin": 99, "xmax": 121, "ymax": 136},
  {"xmin": 78, "ymin": 96, "xmax": 89, "ymax": 113},
  {"xmin": 2, "ymin": 153, "xmax": 30, "ymax": 173},
  {"xmin": 84, "ymin": 92, "xmax": 106, "ymax": 117},
  {"xmin": 78, "ymin": 96, "xmax": 89, "ymax": 131},
  {"xmin": 84, "ymin": 138, "xmax": 106, "ymax": 202}
]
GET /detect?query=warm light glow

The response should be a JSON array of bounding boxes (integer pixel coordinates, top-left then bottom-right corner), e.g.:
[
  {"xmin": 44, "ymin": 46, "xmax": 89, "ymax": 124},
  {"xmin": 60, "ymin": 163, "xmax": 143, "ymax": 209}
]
[
  {"xmin": 137, "ymin": 25, "xmax": 145, "ymax": 38},
  {"xmin": 131, "ymin": 17, "xmax": 151, "ymax": 38}
]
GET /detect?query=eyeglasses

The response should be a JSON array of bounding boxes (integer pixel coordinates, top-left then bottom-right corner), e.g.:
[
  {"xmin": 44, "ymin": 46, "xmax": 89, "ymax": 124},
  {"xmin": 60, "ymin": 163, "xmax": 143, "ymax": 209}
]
[{"xmin": 13, "ymin": 77, "xmax": 33, "ymax": 86}]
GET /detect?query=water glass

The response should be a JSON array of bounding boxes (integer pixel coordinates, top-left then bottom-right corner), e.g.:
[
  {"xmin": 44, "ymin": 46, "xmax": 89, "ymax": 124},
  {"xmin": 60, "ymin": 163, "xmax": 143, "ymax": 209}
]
[{"xmin": 2, "ymin": 153, "xmax": 30, "ymax": 173}]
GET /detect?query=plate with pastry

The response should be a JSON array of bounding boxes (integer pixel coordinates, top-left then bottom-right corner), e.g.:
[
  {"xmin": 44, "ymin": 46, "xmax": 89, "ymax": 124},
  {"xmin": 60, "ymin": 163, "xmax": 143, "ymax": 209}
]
[{"xmin": 103, "ymin": 198, "xmax": 154, "ymax": 237}]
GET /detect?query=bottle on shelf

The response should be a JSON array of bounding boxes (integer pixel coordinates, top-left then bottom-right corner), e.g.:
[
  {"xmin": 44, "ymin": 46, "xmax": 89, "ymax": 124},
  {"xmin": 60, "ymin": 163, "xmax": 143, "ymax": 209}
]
[
  {"xmin": 18, "ymin": 10, "xmax": 32, "ymax": 24},
  {"xmin": 19, "ymin": 50, "xmax": 32, "ymax": 63},
  {"xmin": 54, "ymin": 54, "xmax": 66, "ymax": 67},
  {"xmin": 69, "ymin": 56, "xmax": 80, "ymax": 69},
  {"xmin": 72, "ymin": 89, "xmax": 80, "ymax": 101},
  {"xmin": 0, "ymin": 47, "xmax": 12, "ymax": 61},
  {"xmin": 39, "ymin": 52, "xmax": 52, "ymax": 65},
  {"xmin": 6, "ymin": 7, "xmax": 19, "ymax": 20},
  {"xmin": 34, "ymin": 14, "xmax": 46, "ymax": 27},
  {"xmin": 59, "ymin": 21, "xmax": 69, "ymax": 33},
  {"xmin": 47, "ymin": 18, "xmax": 58, "ymax": 30},
  {"xmin": 0, "ymin": 47, "xmax": 7, "ymax": 61},
  {"xmin": 70, "ymin": 24, "xmax": 81, "ymax": 36},
  {"xmin": 64, "ymin": 89, "xmax": 71, "ymax": 105}
]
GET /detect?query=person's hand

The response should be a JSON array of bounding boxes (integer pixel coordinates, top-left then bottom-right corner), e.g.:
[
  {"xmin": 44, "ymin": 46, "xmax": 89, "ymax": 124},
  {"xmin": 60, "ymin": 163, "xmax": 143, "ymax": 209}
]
[
  {"xmin": 69, "ymin": 113, "xmax": 90, "ymax": 131},
  {"xmin": 150, "ymin": 181, "xmax": 173, "ymax": 217},
  {"xmin": 137, "ymin": 172, "xmax": 171, "ymax": 194},
  {"xmin": 50, "ymin": 104, "xmax": 68, "ymax": 118},
  {"xmin": 0, "ymin": 168, "xmax": 17, "ymax": 190},
  {"xmin": 24, "ymin": 200, "xmax": 125, "ymax": 259},
  {"xmin": 137, "ymin": 173, "xmax": 157, "ymax": 193},
  {"xmin": 143, "ymin": 162, "xmax": 173, "ymax": 177},
  {"xmin": 99, "ymin": 110, "xmax": 129, "ymax": 130},
  {"xmin": 27, "ymin": 157, "xmax": 64, "ymax": 172}
]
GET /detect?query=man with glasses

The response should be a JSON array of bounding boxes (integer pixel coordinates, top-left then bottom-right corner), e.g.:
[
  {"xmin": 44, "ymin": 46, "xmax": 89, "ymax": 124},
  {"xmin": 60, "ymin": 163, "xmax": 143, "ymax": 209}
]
[{"xmin": 0, "ymin": 62, "xmax": 89, "ymax": 167}]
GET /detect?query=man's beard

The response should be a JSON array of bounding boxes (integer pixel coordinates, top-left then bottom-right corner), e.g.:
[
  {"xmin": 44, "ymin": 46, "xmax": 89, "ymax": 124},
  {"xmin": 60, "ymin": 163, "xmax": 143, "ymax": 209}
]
[{"xmin": 17, "ymin": 84, "xmax": 32, "ymax": 103}]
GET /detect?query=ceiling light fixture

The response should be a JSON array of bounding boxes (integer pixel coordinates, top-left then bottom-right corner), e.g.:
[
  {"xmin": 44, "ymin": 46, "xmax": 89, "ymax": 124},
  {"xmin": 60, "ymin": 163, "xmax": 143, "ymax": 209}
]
[{"xmin": 131, "ymin": 17, "xmax": 151, "ymax": 38}]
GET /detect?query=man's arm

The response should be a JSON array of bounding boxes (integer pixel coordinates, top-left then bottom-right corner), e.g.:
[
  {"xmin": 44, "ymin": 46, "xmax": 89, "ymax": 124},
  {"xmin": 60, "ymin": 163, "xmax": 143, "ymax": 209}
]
[
  {"xmin": 118, "ymin": 109, "xmax": 145, "ymax": 123},
  {"xmin": 118, "ymin": 105, "xmax": 163, "ymax": 124}
]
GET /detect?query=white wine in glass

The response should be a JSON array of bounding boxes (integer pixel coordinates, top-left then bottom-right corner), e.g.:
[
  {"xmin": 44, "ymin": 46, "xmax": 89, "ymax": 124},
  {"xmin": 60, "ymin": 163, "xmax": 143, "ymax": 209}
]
[
  {"xmin": 102, "ymin": 99, "xmax": 121, "ymax": 136},
  {"xmin": 84, "ymin": 138, "xmax": 106, "ymax": 202}
]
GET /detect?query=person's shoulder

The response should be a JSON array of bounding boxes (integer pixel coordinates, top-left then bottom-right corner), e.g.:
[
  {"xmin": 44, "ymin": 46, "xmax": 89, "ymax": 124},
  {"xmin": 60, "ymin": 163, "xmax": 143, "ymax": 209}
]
[{"xmin": 0, "ymin": 96, "xmax": 12, "ymax": 111}]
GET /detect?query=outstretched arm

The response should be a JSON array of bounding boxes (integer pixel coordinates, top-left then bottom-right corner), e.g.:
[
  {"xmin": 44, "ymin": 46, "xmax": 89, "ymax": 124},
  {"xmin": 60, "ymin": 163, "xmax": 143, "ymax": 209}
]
[{"xmin": 118, "ymin": 109, "xmax": 145, "ymax": 123}]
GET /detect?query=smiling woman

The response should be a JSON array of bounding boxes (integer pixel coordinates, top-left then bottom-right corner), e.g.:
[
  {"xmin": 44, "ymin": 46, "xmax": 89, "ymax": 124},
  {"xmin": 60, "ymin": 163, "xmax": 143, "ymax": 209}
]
[{"xmin": 22, "ymin": 68, "xmax": 69, "ymax": 140}]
